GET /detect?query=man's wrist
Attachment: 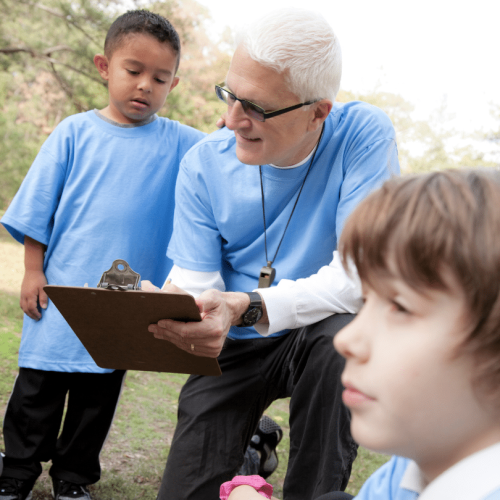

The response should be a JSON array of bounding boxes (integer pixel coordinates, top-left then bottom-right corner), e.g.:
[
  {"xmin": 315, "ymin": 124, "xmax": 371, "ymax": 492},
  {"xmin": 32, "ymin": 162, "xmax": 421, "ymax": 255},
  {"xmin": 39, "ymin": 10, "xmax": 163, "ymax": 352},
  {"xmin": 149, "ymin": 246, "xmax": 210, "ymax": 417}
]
[{"xmin": 226, "ymin": 292, "xmax": 252, "ymax": 326}]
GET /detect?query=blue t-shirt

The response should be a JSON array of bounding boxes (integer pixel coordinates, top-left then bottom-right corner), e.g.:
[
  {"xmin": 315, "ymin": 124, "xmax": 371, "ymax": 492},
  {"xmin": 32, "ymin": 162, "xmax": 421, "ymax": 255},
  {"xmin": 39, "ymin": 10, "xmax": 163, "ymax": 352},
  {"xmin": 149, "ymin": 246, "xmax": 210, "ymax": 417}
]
[
  {"xmin": 1, "ymin": 110, "xmax": 205, "ymax": 373},
  {"xmin": 167, "ymin": 101, "xmax": 400, "ymax": 340}
]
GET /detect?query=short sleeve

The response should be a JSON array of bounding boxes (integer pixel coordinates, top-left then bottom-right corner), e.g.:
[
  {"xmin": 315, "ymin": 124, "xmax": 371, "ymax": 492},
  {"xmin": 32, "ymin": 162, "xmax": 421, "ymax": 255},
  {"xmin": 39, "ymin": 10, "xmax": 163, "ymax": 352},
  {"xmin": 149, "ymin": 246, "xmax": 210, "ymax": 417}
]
[{"xmin": 1, "ymin": 133, "xmax": 67, "ymax": 245}]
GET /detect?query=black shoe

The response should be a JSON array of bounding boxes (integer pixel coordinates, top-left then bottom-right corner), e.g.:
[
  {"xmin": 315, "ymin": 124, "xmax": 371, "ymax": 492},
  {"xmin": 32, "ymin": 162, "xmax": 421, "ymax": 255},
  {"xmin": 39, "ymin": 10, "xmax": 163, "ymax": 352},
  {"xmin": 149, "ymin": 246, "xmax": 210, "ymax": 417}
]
[
  {"xmin": 239, "ymin": 446, "xmax": 260, "ymax": 476},
  {"xmin": 0, "ymin": 478, "xmax": 33, "ymax": 500},
  {"xmin": 247, "ymin": 415, "xmax": 283, "ymax": 479},
  {"xmin": 52, "ymin": 479, "xmax": 92, "ymax": 500}
]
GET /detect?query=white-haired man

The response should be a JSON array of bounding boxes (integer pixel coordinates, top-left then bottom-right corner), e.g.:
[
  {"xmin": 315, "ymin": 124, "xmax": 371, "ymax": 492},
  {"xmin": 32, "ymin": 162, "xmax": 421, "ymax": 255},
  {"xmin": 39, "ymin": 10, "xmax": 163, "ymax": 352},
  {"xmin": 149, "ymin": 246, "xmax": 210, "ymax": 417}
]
[{"xmin": 150, "ymin": 8, "xmax": 399, "ymax": 500}]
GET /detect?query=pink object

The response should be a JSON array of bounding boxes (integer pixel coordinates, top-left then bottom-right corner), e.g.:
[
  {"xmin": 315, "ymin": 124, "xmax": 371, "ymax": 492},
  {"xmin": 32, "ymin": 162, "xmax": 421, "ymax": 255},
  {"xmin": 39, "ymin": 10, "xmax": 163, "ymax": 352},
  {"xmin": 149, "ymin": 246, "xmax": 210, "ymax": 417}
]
[{"xmin": 220, "ymin": 475, "xmax": 273, "ymax": 499}]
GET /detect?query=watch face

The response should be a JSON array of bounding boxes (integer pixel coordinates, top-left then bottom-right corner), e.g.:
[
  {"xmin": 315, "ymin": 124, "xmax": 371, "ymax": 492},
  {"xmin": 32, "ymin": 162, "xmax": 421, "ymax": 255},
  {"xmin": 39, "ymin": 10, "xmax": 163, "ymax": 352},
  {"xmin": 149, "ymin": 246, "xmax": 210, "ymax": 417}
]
[{"xmin": 243, "ymin": 307, "xmax": 262, "ymax": 326}]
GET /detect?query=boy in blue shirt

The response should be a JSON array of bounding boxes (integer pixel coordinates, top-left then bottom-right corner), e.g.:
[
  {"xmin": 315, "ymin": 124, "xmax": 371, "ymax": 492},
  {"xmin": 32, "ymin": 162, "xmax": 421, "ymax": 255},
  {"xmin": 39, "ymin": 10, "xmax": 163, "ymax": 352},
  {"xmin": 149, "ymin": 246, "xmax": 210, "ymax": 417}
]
[
  {"xmin": 0, "ymin": 9, "xmax": 204, "ymax": 500},
  {"xmin": 223, "ymin": 169, "xmax": 500, "ymax": 500}
]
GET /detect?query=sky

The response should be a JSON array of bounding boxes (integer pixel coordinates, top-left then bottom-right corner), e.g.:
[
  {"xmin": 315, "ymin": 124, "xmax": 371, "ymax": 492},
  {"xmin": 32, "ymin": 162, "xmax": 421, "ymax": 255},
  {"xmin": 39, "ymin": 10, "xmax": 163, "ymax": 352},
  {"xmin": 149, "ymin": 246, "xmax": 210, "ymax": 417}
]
[{"xmin": 195, "ymin": 0, "xmax": 500, "ymax": 136}]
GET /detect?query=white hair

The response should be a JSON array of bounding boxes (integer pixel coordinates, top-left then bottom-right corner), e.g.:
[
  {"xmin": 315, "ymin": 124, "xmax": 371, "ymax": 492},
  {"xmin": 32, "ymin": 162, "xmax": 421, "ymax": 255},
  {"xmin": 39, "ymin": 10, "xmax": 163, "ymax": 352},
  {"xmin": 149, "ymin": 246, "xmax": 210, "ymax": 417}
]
[{"xmin": 235, "ymin": 8, "xmax": 342, "ymax": 102}]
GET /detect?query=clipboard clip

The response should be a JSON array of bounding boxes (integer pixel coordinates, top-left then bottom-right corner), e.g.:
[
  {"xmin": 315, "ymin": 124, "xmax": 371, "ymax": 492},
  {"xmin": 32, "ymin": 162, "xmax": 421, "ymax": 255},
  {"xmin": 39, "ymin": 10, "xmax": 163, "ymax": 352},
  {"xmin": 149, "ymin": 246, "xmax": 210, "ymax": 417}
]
[{"xmin": 97, "ymin": 259, "xmax": 141, "ymax": 290}]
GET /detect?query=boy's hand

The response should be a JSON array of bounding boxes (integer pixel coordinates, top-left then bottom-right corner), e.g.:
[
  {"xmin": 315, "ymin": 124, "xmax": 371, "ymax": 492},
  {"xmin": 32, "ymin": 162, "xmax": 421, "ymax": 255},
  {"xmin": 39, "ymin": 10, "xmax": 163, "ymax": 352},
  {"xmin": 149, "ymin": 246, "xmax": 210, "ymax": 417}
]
[{"xmin": 20, "ymin": 269, "xmax": 48, "ymax": 320}]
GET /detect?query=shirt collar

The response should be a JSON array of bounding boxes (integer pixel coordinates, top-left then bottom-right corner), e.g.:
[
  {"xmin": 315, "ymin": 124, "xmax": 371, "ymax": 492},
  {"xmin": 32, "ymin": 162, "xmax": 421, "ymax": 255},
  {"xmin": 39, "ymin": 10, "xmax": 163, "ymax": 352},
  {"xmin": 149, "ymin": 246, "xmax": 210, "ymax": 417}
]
[{"xmin": 400, "ymin": 442, "xmax": 500, "ymax": 499}]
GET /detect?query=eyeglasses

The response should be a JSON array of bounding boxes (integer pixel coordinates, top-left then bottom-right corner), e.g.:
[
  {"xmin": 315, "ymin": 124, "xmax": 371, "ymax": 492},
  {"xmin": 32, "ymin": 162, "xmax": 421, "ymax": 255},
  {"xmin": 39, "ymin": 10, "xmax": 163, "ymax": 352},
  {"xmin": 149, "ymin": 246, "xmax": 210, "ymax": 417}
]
[{"xmin": 215, "ymin": 84, "xmax": 317, "ymax": 122}]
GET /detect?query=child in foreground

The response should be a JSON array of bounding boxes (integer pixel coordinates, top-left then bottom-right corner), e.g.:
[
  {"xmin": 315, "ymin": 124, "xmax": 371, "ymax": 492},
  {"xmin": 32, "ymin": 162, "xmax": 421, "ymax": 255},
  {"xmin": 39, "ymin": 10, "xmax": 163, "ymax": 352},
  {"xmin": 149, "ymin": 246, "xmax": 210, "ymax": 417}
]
[
  {"xmin": 0, "ymin": 10, "xmax": 204, "ymax": 500},
  {"xmin": 222, "ymin": 168, "xmax": 500, "ymax": 500}
]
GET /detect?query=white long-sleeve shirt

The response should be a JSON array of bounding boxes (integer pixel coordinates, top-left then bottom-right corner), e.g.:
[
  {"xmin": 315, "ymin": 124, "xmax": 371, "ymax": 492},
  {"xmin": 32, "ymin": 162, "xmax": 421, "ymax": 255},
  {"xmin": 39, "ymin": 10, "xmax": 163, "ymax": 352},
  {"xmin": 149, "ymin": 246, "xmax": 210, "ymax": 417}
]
[{"xmin": 165, "ymin": 250, "xmax": 362, "ymax": 336}]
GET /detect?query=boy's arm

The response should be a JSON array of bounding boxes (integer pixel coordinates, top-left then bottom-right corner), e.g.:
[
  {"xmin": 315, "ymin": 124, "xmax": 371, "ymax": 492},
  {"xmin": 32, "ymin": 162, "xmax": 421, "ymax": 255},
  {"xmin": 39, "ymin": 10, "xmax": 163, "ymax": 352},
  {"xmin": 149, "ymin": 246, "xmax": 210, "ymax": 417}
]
[{"xmin": 21, "ymin": 236, "xmax": 48, "ymax": 320}]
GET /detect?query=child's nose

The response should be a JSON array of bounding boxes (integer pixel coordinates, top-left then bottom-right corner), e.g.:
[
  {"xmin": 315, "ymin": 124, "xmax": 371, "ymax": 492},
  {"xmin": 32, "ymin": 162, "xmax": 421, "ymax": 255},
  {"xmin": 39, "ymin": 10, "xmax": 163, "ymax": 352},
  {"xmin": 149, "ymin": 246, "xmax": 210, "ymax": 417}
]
[
  {"xmin": 138, "ymin": 77, "xmax": 152, "ymax": 93},
  {"xmin": 333, "ymin": 313, "xmax": 369, "ymax": 362}
]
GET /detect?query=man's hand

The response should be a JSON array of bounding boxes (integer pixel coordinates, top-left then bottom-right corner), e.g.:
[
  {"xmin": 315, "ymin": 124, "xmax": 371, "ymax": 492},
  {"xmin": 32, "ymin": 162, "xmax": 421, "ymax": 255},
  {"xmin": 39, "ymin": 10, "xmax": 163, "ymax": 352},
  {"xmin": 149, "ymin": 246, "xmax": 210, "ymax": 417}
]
[
  {"xmin": 141, "ymin": 279, "xmax": 188, "ymax": 295},
  {"xmin": 148, "ymin": 289, "xmax": 250, "ymax": 358},
  {"xmin": 20, "ymin": 269, "xmax": 48, "ymax": 320}
]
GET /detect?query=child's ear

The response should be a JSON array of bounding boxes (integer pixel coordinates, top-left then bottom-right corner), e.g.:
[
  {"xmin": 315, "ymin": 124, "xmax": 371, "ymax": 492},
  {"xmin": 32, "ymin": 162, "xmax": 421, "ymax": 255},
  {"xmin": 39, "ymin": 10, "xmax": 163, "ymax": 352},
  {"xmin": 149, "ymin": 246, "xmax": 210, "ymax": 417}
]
[
  {"xmin": 94, "ymin": 54, "xmax": 110, "ymax": 80},
  {"xmin": 169, "ymin": 76, "xmax": 180, "ymax": 93}
]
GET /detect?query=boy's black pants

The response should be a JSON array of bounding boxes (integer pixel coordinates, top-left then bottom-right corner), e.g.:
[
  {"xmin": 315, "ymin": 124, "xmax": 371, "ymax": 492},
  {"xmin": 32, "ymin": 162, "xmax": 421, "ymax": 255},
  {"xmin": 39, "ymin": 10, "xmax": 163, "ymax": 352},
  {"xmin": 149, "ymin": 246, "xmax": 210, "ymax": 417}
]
[
  {"xmin": 1, "ymin": 368, "xmax": 125, "ymax": 486},
  {"xmin": 158, "ymin": 314, "xmax": 357, "ymax": 500}
]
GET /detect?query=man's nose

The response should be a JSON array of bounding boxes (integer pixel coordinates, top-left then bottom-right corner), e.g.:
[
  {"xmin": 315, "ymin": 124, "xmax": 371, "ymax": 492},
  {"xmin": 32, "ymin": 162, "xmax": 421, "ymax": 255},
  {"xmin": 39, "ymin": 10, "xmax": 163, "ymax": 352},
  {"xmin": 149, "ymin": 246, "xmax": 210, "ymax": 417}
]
[{"xmin": 225, "ymin": 100, "xmax": 251, "ymax": 130}]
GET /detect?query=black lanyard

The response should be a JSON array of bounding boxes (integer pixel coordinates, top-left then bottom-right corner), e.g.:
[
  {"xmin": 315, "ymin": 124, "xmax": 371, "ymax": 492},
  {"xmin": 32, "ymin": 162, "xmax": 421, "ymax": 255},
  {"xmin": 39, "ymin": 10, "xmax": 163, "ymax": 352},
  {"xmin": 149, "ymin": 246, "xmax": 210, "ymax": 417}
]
[{"xmin": 258, "ymin": 125, "xmax": 324, "ymax": 288}]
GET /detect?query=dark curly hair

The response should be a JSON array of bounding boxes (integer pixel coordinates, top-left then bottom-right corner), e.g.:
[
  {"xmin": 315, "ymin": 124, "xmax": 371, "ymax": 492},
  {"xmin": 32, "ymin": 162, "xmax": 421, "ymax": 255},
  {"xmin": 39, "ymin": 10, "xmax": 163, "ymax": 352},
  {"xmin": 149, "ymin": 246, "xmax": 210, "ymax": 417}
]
[{"xmin": 104, "ymin": 10, "xmax": 180, "ymax": 70}]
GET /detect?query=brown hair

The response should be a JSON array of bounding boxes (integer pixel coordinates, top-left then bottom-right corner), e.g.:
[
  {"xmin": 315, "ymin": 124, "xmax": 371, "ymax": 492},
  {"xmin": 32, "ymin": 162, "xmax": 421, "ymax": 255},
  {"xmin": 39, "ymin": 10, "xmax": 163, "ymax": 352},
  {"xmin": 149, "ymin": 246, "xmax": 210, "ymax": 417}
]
[{"xmin": 340, "ymin": 169, "xmax": 500, "ymax": 405}]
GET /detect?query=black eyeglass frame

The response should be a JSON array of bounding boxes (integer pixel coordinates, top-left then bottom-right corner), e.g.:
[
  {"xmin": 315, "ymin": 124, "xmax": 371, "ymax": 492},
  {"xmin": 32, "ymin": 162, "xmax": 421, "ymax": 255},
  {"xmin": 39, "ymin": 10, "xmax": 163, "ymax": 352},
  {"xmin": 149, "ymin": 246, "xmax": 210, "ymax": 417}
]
[{"xmin": 215, "ymin": 84, "xmax": 318, "ymax": 122}]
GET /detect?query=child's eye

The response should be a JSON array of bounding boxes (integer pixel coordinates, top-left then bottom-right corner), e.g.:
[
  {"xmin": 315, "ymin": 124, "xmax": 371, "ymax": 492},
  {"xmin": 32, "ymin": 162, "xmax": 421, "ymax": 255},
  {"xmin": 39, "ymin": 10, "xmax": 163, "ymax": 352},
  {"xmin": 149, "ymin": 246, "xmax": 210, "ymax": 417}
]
[
  {"xmin": 391, "ymin": 300, "xmax": 409, "ymax": 314},
  {"xmin": 155, "ymin": 78, "xmax": 166, "ymax": 84},
  {"xmin": 127, "ymin": 69, "xmax": 139, "ymax": 75}
]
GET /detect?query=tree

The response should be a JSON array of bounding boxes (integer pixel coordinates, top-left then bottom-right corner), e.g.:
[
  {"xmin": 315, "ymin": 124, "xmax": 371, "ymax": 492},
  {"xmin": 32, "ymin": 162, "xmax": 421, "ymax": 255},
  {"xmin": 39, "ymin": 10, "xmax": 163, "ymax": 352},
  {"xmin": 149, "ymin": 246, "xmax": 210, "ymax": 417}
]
[{"xmin": 337, "ymin": 89, "xmax": 496, "ymax": 173}]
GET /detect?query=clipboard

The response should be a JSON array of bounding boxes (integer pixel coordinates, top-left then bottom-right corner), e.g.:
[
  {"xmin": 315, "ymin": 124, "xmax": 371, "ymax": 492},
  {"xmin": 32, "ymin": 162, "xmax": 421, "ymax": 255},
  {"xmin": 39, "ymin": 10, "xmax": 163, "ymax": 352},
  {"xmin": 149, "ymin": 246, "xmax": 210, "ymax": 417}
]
[{"xmin": 43, "ymin": 260, "xmax": 221, "ymax": 376}]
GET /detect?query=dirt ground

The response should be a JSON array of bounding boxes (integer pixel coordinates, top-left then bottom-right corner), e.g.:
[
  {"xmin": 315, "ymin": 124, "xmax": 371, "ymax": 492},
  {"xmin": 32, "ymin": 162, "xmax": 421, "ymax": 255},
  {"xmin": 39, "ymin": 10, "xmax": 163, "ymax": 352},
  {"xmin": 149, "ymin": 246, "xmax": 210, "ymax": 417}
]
[{"xmin": 0, "ymin": 238, "xmax": 24, "ymax": 295}]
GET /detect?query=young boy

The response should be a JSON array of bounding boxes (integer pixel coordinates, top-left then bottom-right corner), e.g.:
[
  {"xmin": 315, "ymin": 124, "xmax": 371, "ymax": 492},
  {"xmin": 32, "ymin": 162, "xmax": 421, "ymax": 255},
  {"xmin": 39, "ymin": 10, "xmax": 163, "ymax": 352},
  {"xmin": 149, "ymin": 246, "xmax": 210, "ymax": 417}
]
[
  {"xmin": 221, "ymin": 169, "xmax": 500, "ymax": 500},
  {"xmin": 0, "ymin": 10, "xmax": 204, "ymax": 500},
  {"xmin": 334, "ymin": 169, "xmax": 500, "ymax": 499}
]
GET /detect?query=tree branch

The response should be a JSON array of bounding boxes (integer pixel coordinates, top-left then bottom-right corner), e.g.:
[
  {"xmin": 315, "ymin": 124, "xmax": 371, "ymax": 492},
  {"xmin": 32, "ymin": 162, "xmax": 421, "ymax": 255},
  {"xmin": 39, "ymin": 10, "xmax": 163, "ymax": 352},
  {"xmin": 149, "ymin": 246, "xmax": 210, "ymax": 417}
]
[
  {"xmin": 33, "ymin": 2, "xmax": 100, "ymax": 46},
  {"xmin": 0, "ymin": 46, "xmax": 105, "ymax": 86},
  {"xmin": 49, "ymin": 61, "xmax": 86, "ymax": 113},
  {"xmin": 0, "ymin": 47, "xmax": 36, "ymax": 56}
]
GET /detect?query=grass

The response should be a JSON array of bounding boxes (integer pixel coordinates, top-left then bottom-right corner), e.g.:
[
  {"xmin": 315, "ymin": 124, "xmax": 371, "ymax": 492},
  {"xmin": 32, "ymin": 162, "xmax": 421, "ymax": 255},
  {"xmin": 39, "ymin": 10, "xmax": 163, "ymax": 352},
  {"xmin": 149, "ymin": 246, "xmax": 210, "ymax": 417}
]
[{"xmin": 0, "ymin": 289, "xmax": 389, "ymax": 499}]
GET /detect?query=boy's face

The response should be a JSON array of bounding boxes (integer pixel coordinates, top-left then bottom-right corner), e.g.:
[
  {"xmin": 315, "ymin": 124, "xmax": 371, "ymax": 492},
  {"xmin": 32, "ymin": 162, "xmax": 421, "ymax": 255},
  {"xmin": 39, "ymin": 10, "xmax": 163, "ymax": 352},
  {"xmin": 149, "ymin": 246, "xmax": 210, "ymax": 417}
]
[
  {"xmin": 94, "ymin": 33, "xmax": 179, "ymax": 124},
  {"xmin": 334, "ymin": 271, "xmax": 500, "ymax": 481}
]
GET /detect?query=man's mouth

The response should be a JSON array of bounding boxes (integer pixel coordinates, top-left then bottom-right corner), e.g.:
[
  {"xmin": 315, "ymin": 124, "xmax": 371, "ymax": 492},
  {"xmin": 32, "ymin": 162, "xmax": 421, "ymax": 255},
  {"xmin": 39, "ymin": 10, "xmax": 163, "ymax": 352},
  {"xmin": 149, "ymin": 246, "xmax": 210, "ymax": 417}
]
[{"xmin": 237, "ymin": 132, "xmax": 261, "ymax": 142}]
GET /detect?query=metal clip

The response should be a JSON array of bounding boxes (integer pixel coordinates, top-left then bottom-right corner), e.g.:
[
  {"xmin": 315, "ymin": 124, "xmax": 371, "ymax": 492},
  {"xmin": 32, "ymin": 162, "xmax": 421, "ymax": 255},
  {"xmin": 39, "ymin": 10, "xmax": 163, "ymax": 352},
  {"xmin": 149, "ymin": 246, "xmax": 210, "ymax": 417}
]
[{"xmin": 97, "ymin": 259, "xmax": 141, "ymax": 290}]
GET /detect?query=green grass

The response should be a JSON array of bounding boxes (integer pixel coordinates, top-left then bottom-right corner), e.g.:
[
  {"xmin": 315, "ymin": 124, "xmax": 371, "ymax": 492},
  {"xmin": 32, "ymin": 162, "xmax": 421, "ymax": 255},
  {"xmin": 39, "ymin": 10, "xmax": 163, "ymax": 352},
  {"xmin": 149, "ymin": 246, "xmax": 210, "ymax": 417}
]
[{"xmin": 0, "ymin": 290, "xmax": 389, "ymax": 499}]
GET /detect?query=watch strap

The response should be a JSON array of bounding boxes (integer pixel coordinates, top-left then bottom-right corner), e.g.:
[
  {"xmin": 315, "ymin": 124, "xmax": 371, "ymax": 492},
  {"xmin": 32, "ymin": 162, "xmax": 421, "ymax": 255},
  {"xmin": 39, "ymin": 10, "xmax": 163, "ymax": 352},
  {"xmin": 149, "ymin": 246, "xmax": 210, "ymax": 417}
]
[{"xmin": 241, "ymin": 292, "xmax": 263, "ymax": 327}]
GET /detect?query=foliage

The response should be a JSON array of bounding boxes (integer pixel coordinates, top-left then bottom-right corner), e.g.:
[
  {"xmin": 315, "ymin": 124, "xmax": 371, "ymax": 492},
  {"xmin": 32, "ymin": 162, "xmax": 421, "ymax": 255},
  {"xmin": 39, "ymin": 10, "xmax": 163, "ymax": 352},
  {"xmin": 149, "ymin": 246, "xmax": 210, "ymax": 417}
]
[
  {"xmin": 337, "ymin": 90, "xmax": 497, "ymax": 173},
  {"xmin": 1, "ymin": 0, "xmax": 497, "ymax": 206},
  {"xmin": 486, "ymin": 104, "xmax": 500, "ymax": 146}
]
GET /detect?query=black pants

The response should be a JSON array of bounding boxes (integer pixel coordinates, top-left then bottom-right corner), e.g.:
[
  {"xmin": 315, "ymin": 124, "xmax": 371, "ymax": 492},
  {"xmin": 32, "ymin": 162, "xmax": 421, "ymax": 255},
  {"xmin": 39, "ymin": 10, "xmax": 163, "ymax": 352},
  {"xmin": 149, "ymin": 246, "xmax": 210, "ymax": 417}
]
[
  {"xmin": 316, "ymin": 494, "xmax": 353, "ymax": 500},
  {"xmin": 158, "ymin": 314, "xmax": 357, "ymax": 500},
  {"xmin": 1, "ymin": 368, "xmax": 125, "ymax": 486}
]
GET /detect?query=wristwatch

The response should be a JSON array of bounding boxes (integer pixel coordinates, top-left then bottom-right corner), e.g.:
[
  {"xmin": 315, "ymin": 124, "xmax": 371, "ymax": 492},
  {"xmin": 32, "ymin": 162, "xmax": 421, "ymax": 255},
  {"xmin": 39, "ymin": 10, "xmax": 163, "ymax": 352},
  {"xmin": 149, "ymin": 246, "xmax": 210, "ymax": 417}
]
[{"xmin": 241, "ymin": 292, "xmax": 263, "ymax": 327}]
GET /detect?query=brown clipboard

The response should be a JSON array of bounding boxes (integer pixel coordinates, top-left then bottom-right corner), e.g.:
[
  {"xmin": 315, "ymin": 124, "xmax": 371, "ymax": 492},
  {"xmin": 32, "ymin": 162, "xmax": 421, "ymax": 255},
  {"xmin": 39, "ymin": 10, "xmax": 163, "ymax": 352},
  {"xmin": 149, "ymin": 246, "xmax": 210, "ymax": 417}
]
[{"xmin": 44, "ymin": 285, "xmax": 221, "ymax": 376}]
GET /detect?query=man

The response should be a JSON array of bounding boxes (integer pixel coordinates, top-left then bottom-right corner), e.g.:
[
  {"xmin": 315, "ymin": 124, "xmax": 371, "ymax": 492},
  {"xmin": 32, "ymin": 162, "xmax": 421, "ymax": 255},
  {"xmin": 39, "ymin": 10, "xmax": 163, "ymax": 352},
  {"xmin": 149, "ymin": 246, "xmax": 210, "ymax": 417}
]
[{"xmin": 149, "ymin": 8, "xmax": 399, "ymax": 500}]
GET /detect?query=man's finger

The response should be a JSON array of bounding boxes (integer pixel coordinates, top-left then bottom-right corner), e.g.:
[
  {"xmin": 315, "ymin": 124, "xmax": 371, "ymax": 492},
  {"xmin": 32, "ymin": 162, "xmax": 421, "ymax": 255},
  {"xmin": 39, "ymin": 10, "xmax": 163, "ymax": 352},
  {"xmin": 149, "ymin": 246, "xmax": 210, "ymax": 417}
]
[
  {"xmin": 150, "ymin": 326, "xmax": 221, "ymax": 358},
  {"xmin": 141, "ymin": 280, "xmax": 159, "ymax": 291}
]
